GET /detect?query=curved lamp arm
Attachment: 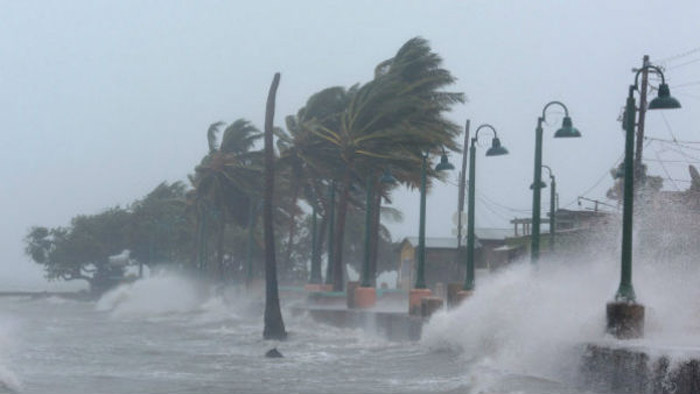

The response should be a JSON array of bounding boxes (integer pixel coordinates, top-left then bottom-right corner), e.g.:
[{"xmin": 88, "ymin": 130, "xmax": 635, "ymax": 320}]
[
  {"xmin": 633, "ymin": 64, "xmax": 666, "ymax": 88},
  {"xmin": 541, "ymin": 164, "xmax": 554, "ymax": 180},
  {"xmin": 473, "ymin": 124, "xmax": 499, "ymax": 144},
  {"xmin": 541, "ymin": 101, "xmax": 570, "ymax": 121}
]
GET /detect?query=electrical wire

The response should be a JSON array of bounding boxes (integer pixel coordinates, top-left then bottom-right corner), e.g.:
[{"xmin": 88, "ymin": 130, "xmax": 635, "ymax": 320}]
[
  {"xmin": 562, "ymin": 153, "xmax": 624, "ymax": 208},
  {"xmin": 668, "ymin": 57, "xmax": 700, "ymax": 70},
  {"xmin": 645, "ymin": 136, "xmax": 700, "ymax": 145},
  {"xmin": 656, "ymin": 46, "xmax": 700, "ymax": 65},
  {"xmin": 654, "ymin": 149, "xmax": 681, "ymax": 190},
  {"xmin": 671, "ymin": 81, "xmax": 700, "ymax": 89}
]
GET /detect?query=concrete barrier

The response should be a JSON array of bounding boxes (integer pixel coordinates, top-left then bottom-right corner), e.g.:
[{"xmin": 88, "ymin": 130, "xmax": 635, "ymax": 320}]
[
  {"xmin": 290, "ymin": 306, "xmax": 423, "ymax": 341},
  {"xmin": 581, "ymin": 343, "xmax": 700, "ymax": 394}
]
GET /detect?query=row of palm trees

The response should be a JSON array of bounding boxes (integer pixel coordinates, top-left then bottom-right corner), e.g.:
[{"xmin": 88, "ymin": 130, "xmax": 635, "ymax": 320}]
[{"xmin": 188, "ymin": 37, "xmax": 464, "ymax": 292}]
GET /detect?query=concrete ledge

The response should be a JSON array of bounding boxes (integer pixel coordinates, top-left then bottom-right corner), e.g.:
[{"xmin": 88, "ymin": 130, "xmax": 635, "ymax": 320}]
[
  {"xmin": 306, "ymin": 291, "xmax": 346, "ymax": 306},
  {"xmin": 581, "ymin": 343, "xmax": 700, "ymax": 394},
  {"xmin": 290, "ymin": 306, "xmax": 423, "ymax": 341}
]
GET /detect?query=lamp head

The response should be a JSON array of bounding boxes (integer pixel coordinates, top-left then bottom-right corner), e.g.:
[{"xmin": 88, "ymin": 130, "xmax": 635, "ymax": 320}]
[
  {"xmin": 486, "ymin": 137, "xmax": 509, "ymax": 156},
  {"xmin": 435, "ymin": 153, "xmax": 455, "ymax": 171},
  {"xmin": 648, "ymin": 83, "xmax": 681, "ymax": 110},
  {"xmin": 379, "ymin": 168, "xmax": 398, "ymax": 184},
  {"xmin": 529, "ymin": 181, "xmax": 547, "ymax": 190},
  {"xmin": 554, "ymin": 116, "xmax": 581, "ymax": 138}
]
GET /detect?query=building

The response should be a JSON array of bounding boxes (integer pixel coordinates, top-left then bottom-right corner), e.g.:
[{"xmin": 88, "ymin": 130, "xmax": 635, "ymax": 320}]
[{"xmin": 396, "ymin": 228, "xmax": 515, "ymax": 290}]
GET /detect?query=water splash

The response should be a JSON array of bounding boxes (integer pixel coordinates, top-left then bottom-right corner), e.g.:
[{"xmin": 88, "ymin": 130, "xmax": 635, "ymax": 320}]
[
  {"xmin": 96, "ymin": 272, "xmax": 205, "ymax": 318},
  {"xmin": 0, "ymin": 318, "xmax": 20, "ymax": 393},
  {"xmin": 422, "ymin": 241, "xmax": 700, "ymax": 387}
]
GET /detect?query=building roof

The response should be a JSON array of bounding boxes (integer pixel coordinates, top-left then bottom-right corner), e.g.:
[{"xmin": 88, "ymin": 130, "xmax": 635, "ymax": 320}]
[
  {"xmin": 403, "ymin": 237, "xmax": 462, "ymax": 249},
  {"xmin": 399, "ymin": 229, "xmax": 513, "ymax": 251},
  {"xmin": 474, "ymin": 228, "xmax": 513, "ymax": 241}
]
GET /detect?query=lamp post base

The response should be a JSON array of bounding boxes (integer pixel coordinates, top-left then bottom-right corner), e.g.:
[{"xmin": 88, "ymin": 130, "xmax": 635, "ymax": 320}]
[
  {"xmin": 409, "ymin": 288, "xmax": 432, "ymax": 316},
  {"xmin": 606, "ymin": 301, "xmax": 645, "ymax": 339},
  {"xmin": 453, "ymin": 290, "xmax": 474, "ymax": 307},
  {"xmin": 446, "ymin": 283, "xmax": 462, "ymax": 308},
  {"xmin": 421, "ymin": 296, "xmax": 444, "ymax": 318},
  {"xmin": 304, "ymin": 283, "xmax": 325, "ymax": 292},
  {"xmin": 354, "ymin": 287, "xmax": 376, "ymax": 309}
]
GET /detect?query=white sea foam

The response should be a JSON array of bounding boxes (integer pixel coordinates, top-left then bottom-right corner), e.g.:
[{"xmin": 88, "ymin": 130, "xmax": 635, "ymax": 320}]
[
  {"xmin": 422, "ymin": 230, "xmax": 700, "ymax": 386},
  {"xmin": 95, "ymin": 271, "xmax": 253, "ymax": 326},
  {"xmin": 0, "ymin": 318, "xmax": 20, "ymax": 393},
  {"xmin": 96, "ymin": 272, "xmax": 204, "ymax": 318}
]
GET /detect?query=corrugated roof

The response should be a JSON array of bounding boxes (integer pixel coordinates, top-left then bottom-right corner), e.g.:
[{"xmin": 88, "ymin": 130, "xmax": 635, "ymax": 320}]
[
  {"xmin": 402, "ymin": 228, "xmax": 512, "ymax": 246},
  {"xmin": 403, "ymin": 236, "xmax": 482, "ymax": 249},
  {"xmin": 474, "ymin": 228, "xmax": 512, "ymax": 241}
]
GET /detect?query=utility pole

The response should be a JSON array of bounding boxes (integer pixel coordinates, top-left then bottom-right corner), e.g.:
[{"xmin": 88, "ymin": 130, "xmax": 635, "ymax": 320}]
[{"xmin": 634, "ymin": 55, "xmax": 650, "ymax": 183}]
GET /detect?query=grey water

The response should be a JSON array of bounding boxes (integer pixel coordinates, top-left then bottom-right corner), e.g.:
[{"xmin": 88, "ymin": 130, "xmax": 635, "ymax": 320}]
[
  {"xmin": 3, "ymin": 245, "xmax": 700, "ymax": 394},
  {"xmin": 0, "ymin": 274, "xmax": 603, "ymax": 394}
]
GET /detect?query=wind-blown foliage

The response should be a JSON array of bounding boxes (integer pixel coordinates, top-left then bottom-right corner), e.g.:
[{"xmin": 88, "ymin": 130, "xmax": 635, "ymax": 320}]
[
  {"xmin": 191, "ymin": 119, "xmax": 263, "ymax": 279},
  {"xmin": 281, "ymin": 37, "xmax": 464, "ymax": 290},
  {"xmin": 24, "ymin": 182, "xmax": 193, "ymax": 295}
]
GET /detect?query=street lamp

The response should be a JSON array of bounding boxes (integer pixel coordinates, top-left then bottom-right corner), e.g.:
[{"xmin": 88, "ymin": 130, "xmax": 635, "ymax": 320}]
[
  {"xmin": 324, "ymin": 180, "xmax": 336, "ymax": 290},
  {"xmin": 531, "ymin": 101, "xmax": 581, "ymax": 264},
  {"xmin": 245, "ymin": 200, "xmax": 258, "ymax": 289},
  {"xmin": 356, "ymin": 168, "xmax": 397, "ymax": 308},
  {"xmin": 463, "ymin": 124, "xmax": 508, "ymax": 293},
  {"xmin": 307, "ymin": 196, "xmax": 322, "ymax": 285},
  {"xmin": 607, "ymin": 65, "xmax": 681, "ymax": 339},
  {"xmin": 541, "ymin": 165, "xmax": 556, "ymax": 252},
  {"xmin": 410, "ymin": 150, "xmax": 454, "ymax": 315}
]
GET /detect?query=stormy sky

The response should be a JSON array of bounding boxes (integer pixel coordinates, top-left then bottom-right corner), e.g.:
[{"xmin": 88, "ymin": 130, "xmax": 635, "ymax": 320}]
[{"xmin": 2, "ymin": 1, "xmax": 699, "ymax": 289}]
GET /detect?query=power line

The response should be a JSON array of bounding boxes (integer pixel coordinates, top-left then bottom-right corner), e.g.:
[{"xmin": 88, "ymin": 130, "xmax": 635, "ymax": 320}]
[
  {"xmin": 657, "ymin": 46, "xmax": 700, "ymax": 64},
  {"xmin": 671, "ymin": 81, "xmax": 700, "ymax": 89},
  {"xmin": 644, "ymin": 157, "xmax": 700, "ymax": 164},
  {"xmin": 562, "ymin": 153, "xmax": 624, "ymax": 208},
  {"xmin": 476, "ymin": 195, "xmax": 512, "ymax": 223},
  {"xmin": 675, "ymin": 91, "xmax": 700, "ymax": 101},
  {"xmin": 669, "ymin": 57, "xmax": 700, "ymax": 70},
  {"xmin": 475, "ymin": 189, "xmax": 531, "ymax": 213},
  {"xmin": 653, "ymin": 149, "xmax": 681, "ymax": 190},
  {"xmin": 645, "ymin": 136, "xmax": 700, "ymax": 145}
]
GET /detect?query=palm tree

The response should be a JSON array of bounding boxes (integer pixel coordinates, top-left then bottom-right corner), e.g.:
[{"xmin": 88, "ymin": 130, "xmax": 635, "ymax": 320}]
[
  {"xmin": 262, "ymin": 73, "xmax": 287, "ymax": 340},
  {"xmin": 191, "ymin": 119, "xmax": 263, "ymax": 281},
  {"xmin": 301, "ymin": 37, "xmax": 464, "ymax": 291},
  {"xmin": 276, "ymin": 86, "xmax": 352, "ymax": 283}
]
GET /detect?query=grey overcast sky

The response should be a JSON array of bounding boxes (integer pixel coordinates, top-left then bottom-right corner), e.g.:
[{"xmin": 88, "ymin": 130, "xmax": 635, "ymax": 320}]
[{"xmin": 2, "ymin": 1, "xmax": 699, "ymax": 289}]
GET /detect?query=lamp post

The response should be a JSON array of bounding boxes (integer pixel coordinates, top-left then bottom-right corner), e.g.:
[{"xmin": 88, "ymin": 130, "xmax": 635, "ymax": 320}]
[
  {"xmin": 531, "ymin": 101, "xmax": 581, "ymax": 264},
  {"xmin": 541, "ymin": 165, "xmax": 556, "ymax": 252},
  {"xmin": 607, "ymin": 65, "xmax": 681, "ymax": 339},
  {"xmin": 410, "ymin": 150, "xmax": 454, "ymax": 315},
  {"xmin": 356, "ymin": 169, "xmax": 397, "ymax": 308},
  {"xmin": 245, "ymin": 200, "xmax": 257, "ymax": 289},
  {"xmin": 462, "ymin": 124, "xmax": 508, "ymax": 294},
  {"xmin": 308, "ymin": 200, "xmax": 322, "ymax": 284},
  {"xmin": 324, "ymin": 181, "xmax": 336, "ymax": 291}
]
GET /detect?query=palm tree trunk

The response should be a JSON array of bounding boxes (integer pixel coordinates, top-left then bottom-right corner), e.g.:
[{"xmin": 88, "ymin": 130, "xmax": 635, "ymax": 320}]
[
  {"xmin": 369, "ymin": 184, "xmax": 382, "ymax": 287},
  {"xmin": 215, "ymin": 220, "xmax": 225, "ymax": 282},
  {"xmin": 262, "ymin": 73, "xmax": 287, "ymax": 340},
  {"xmin": 315, "ymin": 214, "xmax": 329, "ymax": 283},
  {"xmin": 282, "ymin": 181, "xmax": 301, "ymax": 283},
  {"xmin": 192, "ymin": 212, "xmax": 201, "ymax": 270},
  {"xmin": 332, "ymin": 168, "xmax": 352, "ymax": 291}
]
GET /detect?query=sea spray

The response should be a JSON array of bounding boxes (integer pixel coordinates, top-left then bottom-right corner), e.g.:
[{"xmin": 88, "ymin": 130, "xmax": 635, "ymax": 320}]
[
  {"xmin": 96, "ymin": 272, "xmax": 205, "ymax": 318},
  {"xmin": 422, "ymin": 259, "xmax": 614, "ymax": 381},
  {"xmin": 422, "ymin": 228, "xmax": 700, "ymax": 388},
  {"xmin": 0, "ymin": 317, "xmax": 20, "ymax": 393}
]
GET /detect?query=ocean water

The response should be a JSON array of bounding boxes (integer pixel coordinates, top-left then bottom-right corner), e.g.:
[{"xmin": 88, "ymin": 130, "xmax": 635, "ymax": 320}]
[{"xmin": 1, "ymin": 251, "xmax": 699, "ymax": 394}]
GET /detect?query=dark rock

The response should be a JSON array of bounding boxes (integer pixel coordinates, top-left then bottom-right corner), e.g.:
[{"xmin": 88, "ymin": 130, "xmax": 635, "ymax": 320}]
[{"xmin": 265, "ymin": 348, "xmax": 283, "ymax": 358}]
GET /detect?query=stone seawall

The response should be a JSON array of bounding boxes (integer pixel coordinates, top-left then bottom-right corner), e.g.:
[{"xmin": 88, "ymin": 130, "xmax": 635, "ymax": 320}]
[
  {"xmin": 581, "ymin": 343, "xmax": 700, "ymax": 394},
  {"xmin": 289, "ymin": 306, "xmax": 423, "ymax": 341}
]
